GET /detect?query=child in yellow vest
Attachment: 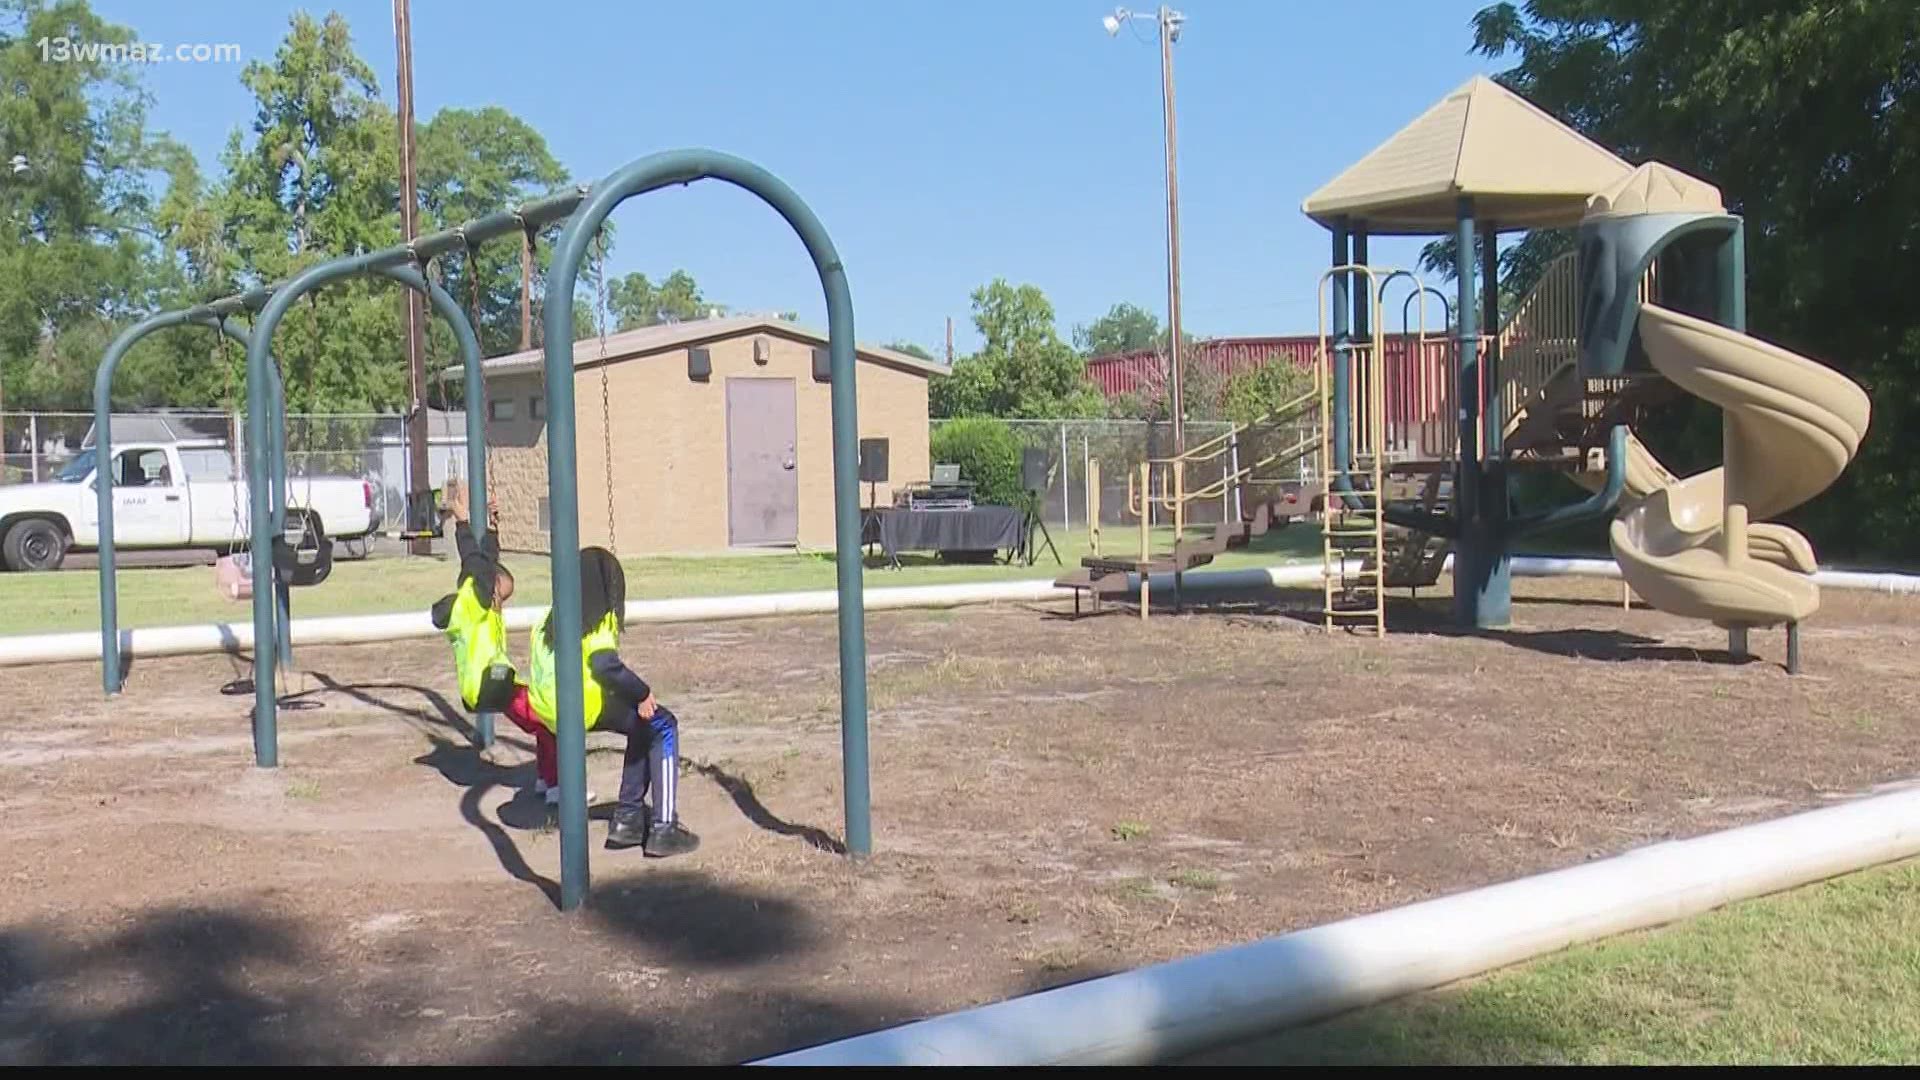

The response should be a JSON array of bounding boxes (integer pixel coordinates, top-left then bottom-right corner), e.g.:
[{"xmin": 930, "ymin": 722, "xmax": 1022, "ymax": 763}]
[
  {"xmin": 429, "ymin": 479, "xmax": 568, "ymax": 802},
  {"xmin": 529, "ymin": 547, "xmax": 699, "ymax": 856}
]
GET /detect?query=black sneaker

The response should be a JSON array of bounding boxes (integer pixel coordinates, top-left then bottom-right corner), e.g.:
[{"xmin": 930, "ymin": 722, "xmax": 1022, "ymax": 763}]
[
  {"xmin": 606, "ymin": 810, "xmax": 649, "ymax": 850},
  {"xmin": 644, "ymin": 820, "xmax": 701, "ymax": 858}
]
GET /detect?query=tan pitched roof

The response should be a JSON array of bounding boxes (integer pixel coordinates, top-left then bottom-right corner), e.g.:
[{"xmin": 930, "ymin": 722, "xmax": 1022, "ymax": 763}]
[
  {"xmin": 1301, "ymin": 75, "xmax": 1634, "ymax": 234},
  {"xmin": 1584, "ymin": 160, "xmax": 1724, "ymax": 219},
  {"xmin": 447, "ymin": 314, "xmax": 947, "ymax": 381}
]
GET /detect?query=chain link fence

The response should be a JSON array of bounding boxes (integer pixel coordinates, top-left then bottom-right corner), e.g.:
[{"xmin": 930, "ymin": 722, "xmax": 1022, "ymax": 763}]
[
  {"xmin": 7, "ymin": 410, "xmax": 1316, "ymax": 539},
  {"xmin": 0, "ymin": 410, "xmax": 472, "ymax": 534},
  {"xmin": 929, "ymin": 418, "xmax": 1319, "ymax": 532}
]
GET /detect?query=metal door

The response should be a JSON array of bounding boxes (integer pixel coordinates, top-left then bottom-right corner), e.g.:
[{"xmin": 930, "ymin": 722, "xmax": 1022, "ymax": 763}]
[{"xmin": 726, "ymin": 378, "xmax": 799, "ymax": 546}]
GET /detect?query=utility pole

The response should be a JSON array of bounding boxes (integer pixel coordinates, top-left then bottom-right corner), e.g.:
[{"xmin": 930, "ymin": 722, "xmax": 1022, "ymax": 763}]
[
  {"xmin": 1105, "ymin": 6, "xmax": 1187, "ymax": 455},
  {"xmin": 1157, "ymin": 5, "xmax": 1186, "ymax": 456},
  {"xmin": 393, "ymin": 0, "xmax": 430, "ymax": 554},
  {"xmin": 945, "ymin": 316, "xmax": 954, "ymax": 364}
]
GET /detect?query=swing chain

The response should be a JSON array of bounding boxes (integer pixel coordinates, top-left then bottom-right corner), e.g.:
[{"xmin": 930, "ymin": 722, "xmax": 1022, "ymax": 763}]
[{"xmin": 595, "ymin": 226, "xmax": 617, "ymax": 556}]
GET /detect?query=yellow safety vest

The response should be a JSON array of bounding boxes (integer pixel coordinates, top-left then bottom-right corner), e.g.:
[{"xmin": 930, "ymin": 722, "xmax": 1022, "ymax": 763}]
[
  {"xmin": 442, "ymin": 578, "xmax": 509, "ymax": 711},
  {"xmin": 528, "ymin": 610, "xmax": 620, "ymax": 732}
]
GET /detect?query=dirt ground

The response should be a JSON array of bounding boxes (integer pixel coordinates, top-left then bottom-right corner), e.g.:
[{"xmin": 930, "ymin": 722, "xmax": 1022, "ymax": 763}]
[{"xmin": 2, "ymin": 576, "xmax": 1917, "ymax": 1064}]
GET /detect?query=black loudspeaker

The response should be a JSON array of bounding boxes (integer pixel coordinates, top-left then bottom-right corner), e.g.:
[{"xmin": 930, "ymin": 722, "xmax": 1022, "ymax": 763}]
[
  {"xmin": 1021, "ymin": 447, "xmax": 1049, "ymax": 493},
  {"xmin": 859, "ymin": 438, "xmax": 890, "ymax": 483},
  {"xmin": 811, "ymin": 346, "xmax": 831, "ymax": 382},
  {"xmin": 687, "ymin": 346, "xmax": 712, "ymax": 382}
]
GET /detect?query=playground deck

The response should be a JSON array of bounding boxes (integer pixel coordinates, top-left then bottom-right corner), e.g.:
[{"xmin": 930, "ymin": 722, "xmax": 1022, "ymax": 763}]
[{"xmin": 1, "ymin": 576, "xmax": 1916, "ymax": 1064}]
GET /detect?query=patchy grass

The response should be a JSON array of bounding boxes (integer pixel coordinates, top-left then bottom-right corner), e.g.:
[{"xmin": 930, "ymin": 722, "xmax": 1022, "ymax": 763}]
[
  {"xmin": 2, "ymin": 524, "xmax": 1319, "ymax": 637},
  {"xmin": 1193, "ymin": 859, "xmax": 1920, "ymax": 1065},
  {"xmin": 1111, "ymin": 820, "xmax": 1151, "ymax": 842},
  {"xmin": 1169, "ymin": 868, "xmax": 1222, "ymax": 892}
]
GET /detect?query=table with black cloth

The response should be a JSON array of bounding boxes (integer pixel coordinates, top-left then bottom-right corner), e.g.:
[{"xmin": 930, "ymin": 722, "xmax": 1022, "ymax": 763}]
[{"xmin": 862, "ymin": 504, "xmax": 1028, "ymax": 567}]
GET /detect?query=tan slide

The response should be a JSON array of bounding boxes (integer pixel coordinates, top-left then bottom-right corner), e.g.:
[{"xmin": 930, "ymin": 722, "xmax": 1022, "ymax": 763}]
[{"xmin": 1606, "ymin": 304, "xmax": 1871, "ymax": 627}]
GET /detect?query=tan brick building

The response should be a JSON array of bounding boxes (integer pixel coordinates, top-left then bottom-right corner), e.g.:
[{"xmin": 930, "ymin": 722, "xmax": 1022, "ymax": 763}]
[{"xmin": 470, "ymin": 315, "xmax": 943, "ymax": 555}]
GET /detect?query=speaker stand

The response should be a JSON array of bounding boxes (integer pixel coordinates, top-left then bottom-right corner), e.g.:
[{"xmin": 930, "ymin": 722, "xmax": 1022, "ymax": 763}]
[{"xmin": 1022, "ymin": 496, "xmax": 1061, "ymax": 567}]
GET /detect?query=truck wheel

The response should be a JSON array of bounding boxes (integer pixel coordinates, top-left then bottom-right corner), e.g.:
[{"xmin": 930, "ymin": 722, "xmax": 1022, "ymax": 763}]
[{"xmin": 3, "ymin": 518, "xmax": 68, "ymax": 572}]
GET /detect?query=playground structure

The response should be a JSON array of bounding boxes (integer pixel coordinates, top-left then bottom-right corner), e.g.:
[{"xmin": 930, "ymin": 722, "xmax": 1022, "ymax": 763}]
[
  {"xmin": 85, "ymin": 150, "xmax": 876, "ymax": 912},
  {"xmin": 1064, "ymin": 76, "xmax": 1871, "ymax": 666}
]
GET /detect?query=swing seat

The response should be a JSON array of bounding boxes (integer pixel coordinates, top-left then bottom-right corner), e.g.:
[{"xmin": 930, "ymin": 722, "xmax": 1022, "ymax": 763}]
[
  {"xmin": 214, "ymin": 552, "xmax": 253, "ymax": 600},
  {"xmin": 398, "ymin": 487, "xmax": 444, "ymax": 541},
  {"xmin": 272, "ymin": 518, "xmax": 334, "ymax": 588}
]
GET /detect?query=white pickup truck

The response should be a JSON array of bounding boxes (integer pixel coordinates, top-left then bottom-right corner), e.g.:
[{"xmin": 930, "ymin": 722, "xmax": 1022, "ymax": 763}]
[{"xmin": 0, "ymin": 439, "xmax": 379, "ymax": 572}]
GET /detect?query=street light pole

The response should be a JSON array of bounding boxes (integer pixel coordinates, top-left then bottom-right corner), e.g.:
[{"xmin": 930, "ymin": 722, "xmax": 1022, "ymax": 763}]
[
  {"xmin": 1106, "ymin": 6, "xmax": 1187, "ymax": 456},
  {"xmin": 1157, "ymin": 5, "xmax": 1185, "ymax": 456}
]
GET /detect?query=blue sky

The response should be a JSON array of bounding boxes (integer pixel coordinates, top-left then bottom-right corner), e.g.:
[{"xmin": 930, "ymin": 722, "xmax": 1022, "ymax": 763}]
[{"xmin": 94, "ymin": 0, "xmax": 1503, "ymax": 356}]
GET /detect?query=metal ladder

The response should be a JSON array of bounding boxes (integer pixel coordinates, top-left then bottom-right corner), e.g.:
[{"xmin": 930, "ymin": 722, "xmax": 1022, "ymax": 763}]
[{"xmin": 1321, "ymin": 456, "xmax": 1386, "ymax": 635}]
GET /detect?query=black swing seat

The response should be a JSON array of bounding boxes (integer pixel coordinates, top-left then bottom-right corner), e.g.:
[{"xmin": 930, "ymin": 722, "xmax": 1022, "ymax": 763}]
[
  {"xmin": 398, "ymin": 487, "xmax": 444, "ymax": 541},
  {"xmin": 272, "ymin": 517, "xmax": 334, "ymax": 588}
]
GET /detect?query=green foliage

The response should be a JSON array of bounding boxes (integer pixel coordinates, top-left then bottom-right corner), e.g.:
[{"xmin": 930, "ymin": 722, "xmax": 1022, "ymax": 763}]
[
  {"xmin": 1220, "ymin": 360, "xmax": 1315, "ymax": 426},
  {"xmin": 1418, "ymin": 228, "xmax": 1574, "ymax": 322},
  {"xmin": 0, "ymin": 3, "xmax": 595, "ymax": 413},
  {"xmin": 929, "ymin": 416, "xmax": 1023, "ymax": 507},
  {"xmin": 0, "ymin": 0, "xmax": 183, "ymax": 409},
  {"xmin": 1104, "ymin": 350, "xmax": 1315, "ymax": 426},
  {"xmin": 416, "ymin": 105, "xmax": 568, "ymax": 356},
  {"xmin": 606, "ymin": 269, "xmax": 721, "ymax": 331},
  {"xmin": 931, "ymin": 279, "xmax": 1105, "ymax": 419},
  {"xmin": 1435, "ymin": 0, "xmax": 1920, "ymax": 561},
  {"xmin": 887, "ymin": 340, "xmax": 936, "ymax": 361},
  {"xmin": 1074, "ymin": 302, "xmax": 1162, "ymax": 357}
]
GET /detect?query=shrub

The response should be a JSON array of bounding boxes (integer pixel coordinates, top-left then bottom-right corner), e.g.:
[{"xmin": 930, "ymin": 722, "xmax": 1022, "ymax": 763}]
[{"xmin": 930, "ymin": 417, "xmax": 1023, "ymax": 507}]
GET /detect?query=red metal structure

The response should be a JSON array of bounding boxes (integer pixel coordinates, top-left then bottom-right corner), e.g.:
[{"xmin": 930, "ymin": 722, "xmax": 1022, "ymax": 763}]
[{"xmin": 1085, "ymin": 335, "xmax": 1459, "ymax": 454}]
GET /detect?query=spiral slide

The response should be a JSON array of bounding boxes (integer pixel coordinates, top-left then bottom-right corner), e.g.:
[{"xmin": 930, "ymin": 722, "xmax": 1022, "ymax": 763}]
[{"xmin": 1607, "ymin": 304, "xmax": 1871, "ymax": 627}]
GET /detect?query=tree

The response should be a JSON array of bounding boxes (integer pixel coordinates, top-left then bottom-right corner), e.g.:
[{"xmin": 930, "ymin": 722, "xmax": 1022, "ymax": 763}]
[
  {"xmin": 606, "ymin": 268, "xmax": 720, "ymax": 330},
  {"xmin": 1461, "ymin": 0, "xmax": 1920, "ymax": 560},
  {"xmin": 930, "ymin": 279, "xmax": 1104, "ymax": 419},
  {"xmin": 0, "ymin": 0, "xmax": 184, "ymax": 409},
  {"xmin": 417, "ymin": 106, "xmax": 568, "ymax": 355},
  {"xmin": 1073, "ymin": 302, "xmax": 1161, "ymax": 357},
  {"xmin": 214, "ymin": 10, "xmax": 405, "ymax": 412},
  {"xmin": 1416, "ymin": 227, "xmax": 1573, "ymax": 324},
  {"xmin": 0, "ymin": 3, "xmax": 596, "ymax": 415},
  {"xmin": 886, "ymin": 341, "xmax": 935, "ymax": 361}
]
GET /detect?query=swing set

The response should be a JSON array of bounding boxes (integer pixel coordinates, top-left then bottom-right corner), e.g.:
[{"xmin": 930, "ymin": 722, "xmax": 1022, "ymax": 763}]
[{"xmin": 88, "ymin": 149, "xmax": 876, "ymax": 913}]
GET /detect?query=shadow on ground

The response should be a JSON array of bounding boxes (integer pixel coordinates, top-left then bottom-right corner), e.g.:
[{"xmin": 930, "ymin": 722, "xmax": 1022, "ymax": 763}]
[
  {"xmin": 687, "ymin": 758, "xmax": 846, "ymax": 855},
  {"xmin": 0, "ymin": 874, "xmax": 917, "ymax": 1065},
  {"xmin": 1054, "ymin": 583, "xmax": 1763, "ymax": 668}
]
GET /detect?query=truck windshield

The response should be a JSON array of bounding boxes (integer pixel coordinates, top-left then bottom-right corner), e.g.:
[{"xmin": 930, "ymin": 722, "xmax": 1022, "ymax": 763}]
[{"xmin": 55, "ymin": 449, "xmax": 96, "ymax": 483}]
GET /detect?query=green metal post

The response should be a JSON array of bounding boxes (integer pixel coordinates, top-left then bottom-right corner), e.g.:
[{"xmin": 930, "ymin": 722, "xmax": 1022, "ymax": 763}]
[
  {"xmin": 386, "ymin": 262, "xmax": 494, "ymax": 748},
  {"xmin": 1329, "ymin": 219, "xmax": 1353, "ymax": 502},
  {"xmin": 1477, "ymin": 222, "xmax": 1510, "ymax": 626},
  {"xmin": 93, "ymin": 311, "xmax": 263, "ymax": 694},
  {"xmin": 1452, "ymin": 197, "xmax": 1483, "ymax": 626},
  {"xmin": 245, "ymin": 254, "xmax": 491, "ymax": 766},
  {"xmin": 1351, "ymin": 227, "xmax": 1370, "ymax": 340},
  {"xmin": 542, "ymin": 149, "xmax": 872, "ymax": 912},
  {"xmin": 1716, "ymin": 220, "xmax": 1750, "ymax": 659}
]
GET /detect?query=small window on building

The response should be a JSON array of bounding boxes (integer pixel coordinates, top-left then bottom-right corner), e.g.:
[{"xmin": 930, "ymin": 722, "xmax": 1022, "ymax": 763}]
[
  {"xmin": 529, "ymin": 396, "xmax": 546, "ymax": 419},
  {"xmin": 489, "ymin": 397, "xmax": 516, "ymax": 421},
  {"xmin": 537, "ymin": 496, "xmax": 551, "ymax": 533}
]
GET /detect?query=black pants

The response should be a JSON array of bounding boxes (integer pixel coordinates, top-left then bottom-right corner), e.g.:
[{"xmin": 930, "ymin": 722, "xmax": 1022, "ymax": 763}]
[{"xmin": 596, "ymin": 700, "xmax": 680, "ymax": 824}]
